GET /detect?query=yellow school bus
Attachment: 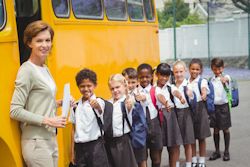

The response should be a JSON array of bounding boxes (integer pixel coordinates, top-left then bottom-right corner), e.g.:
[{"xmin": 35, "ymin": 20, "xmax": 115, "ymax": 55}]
[{"xmin": 0, "ymin": 0, "xmax": 159, "ymax": 166}]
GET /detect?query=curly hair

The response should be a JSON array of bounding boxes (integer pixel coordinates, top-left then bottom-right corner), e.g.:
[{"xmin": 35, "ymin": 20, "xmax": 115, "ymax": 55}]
[{"xmin": 75, "ymin": 68, "xmax": 97, "ymax": 86}]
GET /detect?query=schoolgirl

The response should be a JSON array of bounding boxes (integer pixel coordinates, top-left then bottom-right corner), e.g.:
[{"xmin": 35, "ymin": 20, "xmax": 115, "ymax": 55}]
[
  {"xmin": 187, "ymin": 59, "xmax": 211, "ymax": 167},
  {"xmin": 172, "ymin": 60, "xmax": 195, "ymax": 167},
  {"xmin": 209, "ymin": 58, "xmax": 232, "ymax": 161},
  {"xmin": 136, "ymin": 63, "xmax": 163, "ymax": 167},
  {"xmin": 154, "ymin": 63, "xmax": 183, "ymax": 167},
  {"xmin": 106, "ymin": 74, "xmax": 137, "ymax": 167}
]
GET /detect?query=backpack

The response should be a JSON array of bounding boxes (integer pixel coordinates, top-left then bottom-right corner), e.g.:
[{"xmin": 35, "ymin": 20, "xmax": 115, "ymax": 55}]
[
  {"xmin": 121, "ymin": 101, "xmax": 147, "ymax": 149},
  {"xmin": 222, "ymin": 78, "xmax": 239, "ymax": 108},
  {"xmin": 198, "ymin": 78, "xmax": 215, "ymax": 113},
  {"xmin": 73, "ymin": 98, "xmax": 113, "ymax": 139},
  {"xmin": 149, "ymin": 87, "xmax": 164, "ymax": 126},
  {"xmin": 183, "ymin": 86, "xmax": 197, "ymax": 112}
]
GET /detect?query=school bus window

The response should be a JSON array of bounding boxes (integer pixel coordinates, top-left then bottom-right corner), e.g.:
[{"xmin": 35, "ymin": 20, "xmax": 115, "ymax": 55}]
[
  {"xmin": 15, "ymin": 0, "xmax": 39, "ymax": 17},
  {"xmin": 0, "ymin": 0, "xmax": 5, "ymax": 30},
  {"xmin": 127, "ymin": 0, "xmax": 144, "ymax": 21},
  {"xmin": 52, "ymin": 0, "xmax": 70, "ymax": 18},
  {"xmin": 143, "ymin": 0, "xmax": 155, "ymax": 21},
  {"xmin": 72, "ymin": 0, "xmax": 103, "ymax": 19},
  {"xmin": 104, "ymin": 0, "xmax": 127, "ymax": 20}
]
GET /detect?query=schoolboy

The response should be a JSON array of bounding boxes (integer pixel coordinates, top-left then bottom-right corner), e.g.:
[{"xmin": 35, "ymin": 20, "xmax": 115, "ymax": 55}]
[
  {"xmin": 69, "ymin": 68, "xmax": 109, "ymax": 167},
  {"xmin": 209, "ymin": 58, "xmax": 232, "ymax": 161}
]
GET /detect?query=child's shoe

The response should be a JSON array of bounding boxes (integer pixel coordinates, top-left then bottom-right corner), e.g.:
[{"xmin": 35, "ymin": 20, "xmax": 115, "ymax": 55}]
[
  {"xmin": 223, "ymin": 152, "xmax": 230, "ymax": 161},
  {"xmin": 209, "ymin": 152, "xmax": 221, "ymax": 160},
  {"xmin": 198, "ymin": 163, "xmax": 206, "ymax": 167},
  {"xmin": 191, "ymin": 162, "xmax": 198, "ymax": 167}
]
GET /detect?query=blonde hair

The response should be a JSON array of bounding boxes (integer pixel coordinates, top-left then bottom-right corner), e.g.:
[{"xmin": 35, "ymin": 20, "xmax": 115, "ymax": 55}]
[
  {"xmin": 173, "ymin": 60, "xmax": 187, "ymax": 70},
  {"xmin": 108, "ymin": 74, "xmax": 127, "ymax": 87}
]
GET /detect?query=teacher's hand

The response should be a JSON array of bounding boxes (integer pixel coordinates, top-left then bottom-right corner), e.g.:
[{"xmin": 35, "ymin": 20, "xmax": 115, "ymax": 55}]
[{"xmin": 42, "ymin": 116, "xmax": 67, "ymax": 128}]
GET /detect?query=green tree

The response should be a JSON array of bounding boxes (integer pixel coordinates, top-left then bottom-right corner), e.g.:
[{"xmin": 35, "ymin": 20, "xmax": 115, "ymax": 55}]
[{"xmin": 158, "ymin": 0, "xmax": 205, "ymax": 29}]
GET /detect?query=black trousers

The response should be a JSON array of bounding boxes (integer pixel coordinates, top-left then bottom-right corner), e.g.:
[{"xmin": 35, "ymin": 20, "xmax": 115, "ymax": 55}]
[{"xmin": 75, "ymin": 138, "xmax": 109, "ymax": 167}]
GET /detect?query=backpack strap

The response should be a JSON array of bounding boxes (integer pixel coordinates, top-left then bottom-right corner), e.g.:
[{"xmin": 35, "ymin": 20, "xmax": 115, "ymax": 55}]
[
  {"xmin": 72, "ymin": 102, "xmax": 79, "ymax": 113},
  {"xmin": 219, "ymin": 75, "xmax": 232, "ymax": 109},
  {"xmin": 91, "ymin": 108, "xmax": 104, "ymax": 137},
  {"xmin": 198, "ymin": 78, "xmax": 202, "ymax": 96},
  {"xmin": 121, "ymin": 101, "xmax": 132, "ymax": 134},
  {"xmin": 184, "ymin": 86, "xmax": 194, "ymax": 112},
  {"xmin": 73, "ymin": 101, "xmax": 104, "ymax": 136},
  {"xmin": 167, "ymin": 85, "xmax": 175, "ymax": 108},
  {"xmin": 150, "ymin": 86, "xmax": 164, "ymax": 126},
  {"xmin": 149, "ymin": 86, "xmax": 157, "ymax": 109}
]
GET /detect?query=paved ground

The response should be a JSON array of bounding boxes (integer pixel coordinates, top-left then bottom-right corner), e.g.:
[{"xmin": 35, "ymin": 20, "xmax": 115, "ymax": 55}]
[{"xmin": 148, "ymin": 78, "xmax": 250, "ymax": 166}]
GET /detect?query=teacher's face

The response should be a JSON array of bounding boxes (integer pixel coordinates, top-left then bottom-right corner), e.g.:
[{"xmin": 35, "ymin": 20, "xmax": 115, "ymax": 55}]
[{"xmin": 28, "ymin": 30, "xmax": 52, "ymax": 63}]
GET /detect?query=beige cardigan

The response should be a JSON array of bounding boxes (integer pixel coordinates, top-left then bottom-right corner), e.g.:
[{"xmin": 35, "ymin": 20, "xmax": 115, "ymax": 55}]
[{"xmin": 10, "ymin": 61, "xmax": 57, "ymax": 139}]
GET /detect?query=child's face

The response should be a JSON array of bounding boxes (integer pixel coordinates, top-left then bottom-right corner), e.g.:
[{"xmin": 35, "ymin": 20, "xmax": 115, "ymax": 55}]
[
  {"xmin": 156, "ymin": 73, "xmax": 169, "ymax": 87},
  {"xmin": 173, "ymin": 64, "xmax": 186, "ymax": 83},
  {"xmin": 109, "ymin": 81, "xmax": 126, "ymax": 101},
  {"xmin": 138, "ymin": 69, "xmax": 152, "ymax": 88},
  {"xmin": 189, "ymin": 63, "xmax": 201, "ymax": 79},
  {"xmin": 211, "ymin": 66, "xmax": 224, "ymax": 77},
  {"xmin": 78, "ymin": 79, "xmax": 96, "ymax": 100},
  {"xmin": 127, "ymin": 78, "xmax": 138, "ymax": 91}
]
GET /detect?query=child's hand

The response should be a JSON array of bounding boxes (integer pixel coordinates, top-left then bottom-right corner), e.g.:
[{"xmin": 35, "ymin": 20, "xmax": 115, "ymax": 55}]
[
  {"xmin": 186, "ymin": 89, "xmax": 193, "ymax": 98},
  {"xmin": 56, "ymin": 99, "xmax": 63, "ymax": 108},
  {"xmin": 70, "ymin": 96, "xmax": 75, "ymax": 107},
  {"xmin": 220, "ymin": 76, "xmax": 229, "ymax": 84},
  {"xmin": 201, "ymin": 93, "xmax": 207, "ymax": 101},
  {"xmin": 201, "ymin": 87, "xmax": 207, "ymax": 101},
  {"xmin": 89, "ymin": 99, "xmax": 102, "ymax": 112},
  {"xmin": 166, "ymin": 103, "xmax": 171, "ymax": 112},
  {"xmin": 135, "ymin": 94, "xmax": 146, "ymax": 102},
  {"xmin": 125, "ymin": 96, "xmax": 133, "ymax": 112},
  {"xmin": 180, "ymin": 97, "xmax": 186, "ymax": 104}
]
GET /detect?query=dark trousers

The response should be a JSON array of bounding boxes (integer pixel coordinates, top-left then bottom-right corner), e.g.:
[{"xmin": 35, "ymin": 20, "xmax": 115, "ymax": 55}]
[{"xmin": 75, "ymin": 138, "xmax": 109, "ymax": 167}]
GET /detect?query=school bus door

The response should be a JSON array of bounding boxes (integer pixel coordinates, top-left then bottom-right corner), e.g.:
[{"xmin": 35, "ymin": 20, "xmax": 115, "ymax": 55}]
[{"xmin": 0, "ymin": 0, "xmax": 23, "ymax": 166}]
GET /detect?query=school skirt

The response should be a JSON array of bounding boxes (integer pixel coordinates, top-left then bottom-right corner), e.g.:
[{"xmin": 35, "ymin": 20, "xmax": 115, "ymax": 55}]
[
  {"xmin": 105, "ymin": 134, "xmax": 137, "ymax": 167},
  {"xmin": 175, "ymin": 107, "xmax": 195, "ymax": 145},
  {"xmin": 210, "ymin": 103, "xmax": 232, "ymax": 130},
  {"xmin": 146, "ymin": 117, "xmax": 163, "ymax": 150},
  {"xmin": 75, "ymin": 137, "xmax": 109, "ymax": 167},
  {"xmin": 133, "ymin": 146, "xmax": 147, "ymax": 163},
  {"xmin": 161, "ymin": 108, "xmax": 183, "ymax": 147},
  {"xmin": 192, "ymin": 101, "xmax": 211, "ymax": 139}
]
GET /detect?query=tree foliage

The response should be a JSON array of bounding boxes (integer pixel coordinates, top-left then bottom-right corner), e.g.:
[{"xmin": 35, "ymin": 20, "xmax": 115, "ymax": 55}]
[{"xmin": 158, "ymin": 0, "xmax": 205, "ymax": 29}]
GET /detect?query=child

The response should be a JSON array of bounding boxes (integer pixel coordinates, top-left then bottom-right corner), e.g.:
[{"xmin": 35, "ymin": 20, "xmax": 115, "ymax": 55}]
[
  {"xmin": 106, "ymin": 74, "xmax": 137, "ymax": 167},
  {"xmin": 136, "ymin": 63, "xmax": 163, "ymax": 167},
  {"xmin": 209, "ymin": 58, "xmax": 231, "ymax": 161},
  {"xmin": 172, "ymin": 60, "xmax": 195, "ymax": 167},
  {"xmin": 69, "ymin": 68, "xmax": 109, "ymax": 167},
  {"xmin": 122, "ymin": 67, "xmax": 147, "ymax": 167},
  {"xmin": 187, "ymin": 59, "xmax": 211, "ymax": 167},
  {"xmin": 122, "ymin": 67, "xmax": 139, "ymax": 95},
  {"xmin": 154, "ymin": 63, "xmax": 184, "ymax": 167}
]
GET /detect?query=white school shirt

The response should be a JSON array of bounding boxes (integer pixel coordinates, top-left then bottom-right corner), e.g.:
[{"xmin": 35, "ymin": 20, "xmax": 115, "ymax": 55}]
[
  {"xmin": 28, "ymin": 61, "xmax": 56, "ymax": 96},
  {"xmin": 108, "ymin": 96, "xmax": 132, "ymax": 137},
  {"xmin": 137, "ymin": 84, "xmax": 158, "ymax": 120},
  {"xmin": 188, "ymin": 75, "xmax": 209, "ymax": 102},
  {"xmin": 210, "ymin": 75, "xmax": 231, "ymax": 105},
  {"xmin": 155, "ymin": 83, "xmax": 176, "ymax": 109},
  {"xmin": 172, "ymin": 79, "xmax": 190, "ymax": 109},
  {"xmin": 69, "ymin": 94, "xmax": 105, "ymax": 143}
]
